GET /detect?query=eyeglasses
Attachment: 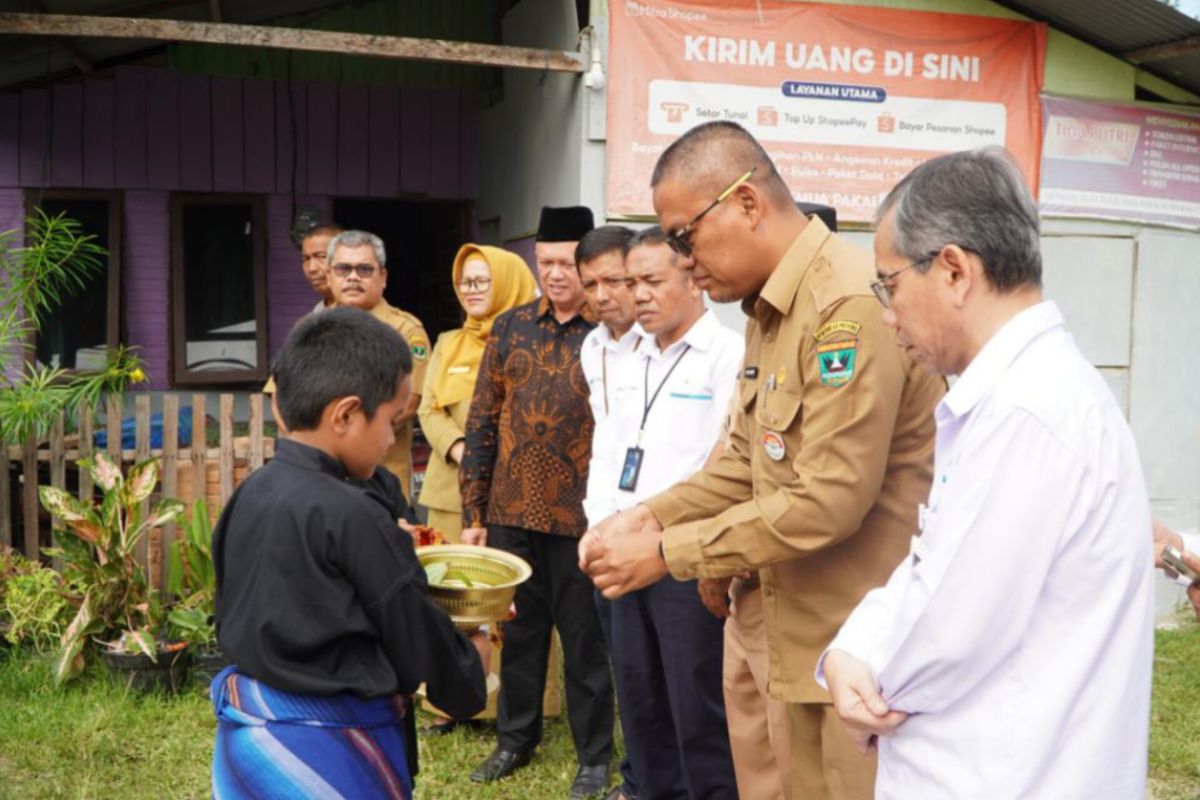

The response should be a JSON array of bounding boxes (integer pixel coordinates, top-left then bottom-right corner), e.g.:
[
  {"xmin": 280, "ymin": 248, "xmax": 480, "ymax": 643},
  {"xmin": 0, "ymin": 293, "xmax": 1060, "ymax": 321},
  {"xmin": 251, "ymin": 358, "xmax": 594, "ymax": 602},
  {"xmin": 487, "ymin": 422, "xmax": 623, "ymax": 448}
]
[
  {"xmin": 458, "ymin": 277, "xmax": 492, "ymax": 293},
  {"xmin": 667, "ymin": 167, "xmax": 757, "ymax": 257},
  {"xmin": 870, "ymin": 252, "xmax": 938, "ymax": 308},
  {"xmin": 331, "ymin": 263, "xmax": 379, "ymax": 279}
]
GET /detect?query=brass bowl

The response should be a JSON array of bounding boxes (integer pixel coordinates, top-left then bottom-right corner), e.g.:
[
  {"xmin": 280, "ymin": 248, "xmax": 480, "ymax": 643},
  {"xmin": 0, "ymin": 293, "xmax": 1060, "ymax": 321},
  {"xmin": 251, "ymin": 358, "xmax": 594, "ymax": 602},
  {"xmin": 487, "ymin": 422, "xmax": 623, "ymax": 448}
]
[{"xmin": 417, "ymin": 544, "xmax": 532, "ymax": 631}]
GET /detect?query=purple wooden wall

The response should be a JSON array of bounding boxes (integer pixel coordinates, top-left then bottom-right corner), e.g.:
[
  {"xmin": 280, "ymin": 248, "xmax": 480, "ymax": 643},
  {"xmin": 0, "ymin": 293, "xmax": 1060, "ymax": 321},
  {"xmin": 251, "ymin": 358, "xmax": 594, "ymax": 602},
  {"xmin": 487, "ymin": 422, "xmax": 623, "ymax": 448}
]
[
  {"xmin": 0, "ymin": 188, "xmax": 24, "ymax": 383},
  {"xmin": 0, "ymin": 66, "xmax": 479, "ymax": 198},
  {"xmin": 0, "ymin": 66, "xmax": 480, "ymax": 388},
  {"xmin": 124, "ymin": 191, "xmax": 170, "ymax": 388}
]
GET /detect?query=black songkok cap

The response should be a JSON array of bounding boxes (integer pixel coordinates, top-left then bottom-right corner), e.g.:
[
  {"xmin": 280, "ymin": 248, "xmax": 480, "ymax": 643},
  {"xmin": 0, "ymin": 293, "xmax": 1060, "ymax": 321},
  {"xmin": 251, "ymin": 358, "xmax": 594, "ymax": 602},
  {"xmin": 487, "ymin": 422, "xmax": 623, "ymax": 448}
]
[
  {"xmin": 536, "ymin": 206, "xmax": 595, "ymax": 243},
  {"xmin": 796, "ymin": 201, "xmax": 838, "ymax": 233}
]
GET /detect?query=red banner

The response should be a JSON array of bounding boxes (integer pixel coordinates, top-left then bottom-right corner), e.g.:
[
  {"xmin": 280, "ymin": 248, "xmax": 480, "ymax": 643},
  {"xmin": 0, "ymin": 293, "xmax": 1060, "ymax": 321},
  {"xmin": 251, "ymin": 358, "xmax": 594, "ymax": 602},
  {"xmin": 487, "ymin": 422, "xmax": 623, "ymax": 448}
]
[
  {"xmin": 607, "ymin": 0, "xmax": 1045, "ymax": 222},
  {"xmin": 1040, "ymin": 96, "xmax": 1200, "ymax": 229}
]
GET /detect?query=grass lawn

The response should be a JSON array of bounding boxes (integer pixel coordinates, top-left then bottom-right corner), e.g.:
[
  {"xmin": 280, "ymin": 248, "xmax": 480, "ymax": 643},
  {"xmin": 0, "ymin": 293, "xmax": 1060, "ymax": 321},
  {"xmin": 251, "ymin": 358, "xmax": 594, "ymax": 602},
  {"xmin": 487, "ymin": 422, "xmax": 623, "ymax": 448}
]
[{"xmin": 0, "ymin": 621, "xmax": 1197, "ymax": 799}]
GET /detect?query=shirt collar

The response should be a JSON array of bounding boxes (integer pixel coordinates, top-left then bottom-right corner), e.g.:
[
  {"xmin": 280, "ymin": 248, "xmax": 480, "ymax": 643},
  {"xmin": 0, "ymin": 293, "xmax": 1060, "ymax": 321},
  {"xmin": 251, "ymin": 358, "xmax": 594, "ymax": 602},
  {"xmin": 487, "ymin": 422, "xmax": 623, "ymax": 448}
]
[
  {"xmin": 537, "ymin": 295, "xmax": 596, "ymax": 326},
  {"xmin": 941, "ymin": 300, "xmax": 1065, "ymax": 420},
  {"xmin": 590, "ymin": 323, "xmax": 640, "ymax": 353},
  {"xmin": 638, "ymin": 308, "xmax": 720, "ymax": 360},
  {"xmin": 755, "ymin": 216, "xmax": 833, "ymax": 317},
  {"xmin": 367, "ymin": 299, "xmax": 395, "ymax": 321},
  {"xmin": 274, "ymin": 438, "xmax": 348, "ymax": 480}
]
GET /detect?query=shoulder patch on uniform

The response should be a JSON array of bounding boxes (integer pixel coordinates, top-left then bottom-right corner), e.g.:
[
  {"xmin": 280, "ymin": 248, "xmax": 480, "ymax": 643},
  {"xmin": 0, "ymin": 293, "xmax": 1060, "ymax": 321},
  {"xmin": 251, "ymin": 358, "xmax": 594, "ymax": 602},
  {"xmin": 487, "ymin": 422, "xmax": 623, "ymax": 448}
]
[
  {"xmin": 816, "ymin": 339, "xmax": 858, "ymax": 387},
  {"xmin": 814, "ymin": 320, "xmax": 862, "ymax": 341},
  {"xmin": 410, "ymin": 337, "xmax": 429, "ymax": 360}
]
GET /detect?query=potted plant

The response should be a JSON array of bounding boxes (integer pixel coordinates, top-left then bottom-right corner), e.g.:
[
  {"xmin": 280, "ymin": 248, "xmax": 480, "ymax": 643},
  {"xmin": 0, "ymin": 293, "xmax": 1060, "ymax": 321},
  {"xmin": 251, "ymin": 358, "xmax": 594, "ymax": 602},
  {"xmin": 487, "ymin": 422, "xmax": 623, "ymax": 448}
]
[
  {"xmin": 166, "ymin": 499, "xmax": 228, "ymax": 689},
  {"xmin": 0, "ymin": 210, "xmax": 146, "ymax": 446},
  {"xmin": 39, "ymin": 450, "xmax": 188, "ymax": 690}
]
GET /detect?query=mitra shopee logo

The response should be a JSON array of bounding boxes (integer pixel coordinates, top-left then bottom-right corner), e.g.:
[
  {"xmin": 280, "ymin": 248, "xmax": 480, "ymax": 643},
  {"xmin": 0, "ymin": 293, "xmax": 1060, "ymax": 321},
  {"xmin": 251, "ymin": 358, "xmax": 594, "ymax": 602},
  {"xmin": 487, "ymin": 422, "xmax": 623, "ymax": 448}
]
[{"xmin": 625, "ymin": 1, "xmax": 708, "ymax": 22}]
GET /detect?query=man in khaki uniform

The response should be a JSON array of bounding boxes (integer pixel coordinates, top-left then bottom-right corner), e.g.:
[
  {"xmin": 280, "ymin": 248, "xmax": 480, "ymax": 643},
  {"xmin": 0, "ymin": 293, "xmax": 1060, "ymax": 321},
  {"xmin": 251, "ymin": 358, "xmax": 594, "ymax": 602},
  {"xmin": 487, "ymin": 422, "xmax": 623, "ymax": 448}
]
[
  {"xmin": 326, "ymin": 230, "xmax": 429, "ymax": 498},
  {"xmin": 580, "ymin": 121, "xmax": 944, "ymax": 799}
]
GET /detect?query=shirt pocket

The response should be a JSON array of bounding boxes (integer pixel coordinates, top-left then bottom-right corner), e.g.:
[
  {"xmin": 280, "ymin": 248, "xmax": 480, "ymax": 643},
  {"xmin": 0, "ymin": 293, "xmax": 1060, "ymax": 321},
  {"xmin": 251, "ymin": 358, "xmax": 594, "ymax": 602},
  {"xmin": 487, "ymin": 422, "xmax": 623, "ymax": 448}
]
[
  {"xmin": 753, "ymin": 388, "xmax": 803, "ymax": 484},
  {"xmin": 663, "ymin": 379, "xmax": 718, "ymax": 447}
]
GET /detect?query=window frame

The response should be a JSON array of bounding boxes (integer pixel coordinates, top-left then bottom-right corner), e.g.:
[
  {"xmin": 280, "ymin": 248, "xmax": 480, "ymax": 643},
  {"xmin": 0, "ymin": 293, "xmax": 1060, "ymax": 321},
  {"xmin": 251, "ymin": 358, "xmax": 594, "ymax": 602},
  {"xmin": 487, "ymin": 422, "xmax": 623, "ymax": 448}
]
[
  {"xmin": 23, "ymin": 189, "xmax": 123, "ymax": 371},
  {"xmin": 169, "ymin": 193, "xmax": 269, "ymax": 387}
]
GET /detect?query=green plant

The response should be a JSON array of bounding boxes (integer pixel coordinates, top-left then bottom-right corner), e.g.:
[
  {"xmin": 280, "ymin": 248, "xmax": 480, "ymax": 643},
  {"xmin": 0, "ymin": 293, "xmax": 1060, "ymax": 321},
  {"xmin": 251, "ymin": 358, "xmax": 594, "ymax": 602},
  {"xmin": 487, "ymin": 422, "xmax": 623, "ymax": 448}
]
[
  {"xmin": 3, "ymin": 565, "xmax": 72, "ymax": 653},
  {"xmin": 38, "ymin": 451, "xmax": 186, "ymax": 685},
  {"xmin": 166, "ymin": 500, "xmax": 217, "ymax": 649},
  {"xmin": 0, "ymin": 210, "xmax": 147, "ymax": 444}
]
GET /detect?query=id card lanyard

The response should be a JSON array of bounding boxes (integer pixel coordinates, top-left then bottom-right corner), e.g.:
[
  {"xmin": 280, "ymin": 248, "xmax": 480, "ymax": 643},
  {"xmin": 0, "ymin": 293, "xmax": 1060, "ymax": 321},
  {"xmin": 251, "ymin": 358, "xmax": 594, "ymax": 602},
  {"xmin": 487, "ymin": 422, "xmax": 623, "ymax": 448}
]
[{"xmin": 619, "ymin": 344, "xmax": 691, "ymax": 492}]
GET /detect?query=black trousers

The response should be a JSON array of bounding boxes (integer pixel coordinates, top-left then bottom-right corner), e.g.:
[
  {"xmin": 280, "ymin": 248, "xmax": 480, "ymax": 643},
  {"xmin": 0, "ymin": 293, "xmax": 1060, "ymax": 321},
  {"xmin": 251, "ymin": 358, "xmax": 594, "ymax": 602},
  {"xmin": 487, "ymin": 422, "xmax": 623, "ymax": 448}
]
[
  {"xmin": 611, "ymin": 577, "xmax": 737, "ymax": 800},
  {"xmin": 596, "ymin": 589, "xmax": 640, "ymax": 798},
  {"xmin": 490, "ymin": 525, "xmax": 614, "ymax": 765}
]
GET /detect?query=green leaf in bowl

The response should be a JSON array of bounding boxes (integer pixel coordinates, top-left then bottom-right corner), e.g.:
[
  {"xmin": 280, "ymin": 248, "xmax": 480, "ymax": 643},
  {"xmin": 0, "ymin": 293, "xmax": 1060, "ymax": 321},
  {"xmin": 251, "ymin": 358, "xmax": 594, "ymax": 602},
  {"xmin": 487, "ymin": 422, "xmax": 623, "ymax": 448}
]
[{"xmin": 424, "ymin": 562, "xmax": 449, "ymax": 586}]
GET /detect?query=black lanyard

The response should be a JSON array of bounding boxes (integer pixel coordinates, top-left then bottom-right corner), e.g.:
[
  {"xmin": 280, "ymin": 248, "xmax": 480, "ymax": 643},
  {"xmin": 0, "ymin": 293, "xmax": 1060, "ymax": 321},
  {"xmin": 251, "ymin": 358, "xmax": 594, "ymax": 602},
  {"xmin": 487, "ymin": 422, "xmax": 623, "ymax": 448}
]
[{"xmin": 641, "ymin": 344, "xmax": 691, "ymax": 435}]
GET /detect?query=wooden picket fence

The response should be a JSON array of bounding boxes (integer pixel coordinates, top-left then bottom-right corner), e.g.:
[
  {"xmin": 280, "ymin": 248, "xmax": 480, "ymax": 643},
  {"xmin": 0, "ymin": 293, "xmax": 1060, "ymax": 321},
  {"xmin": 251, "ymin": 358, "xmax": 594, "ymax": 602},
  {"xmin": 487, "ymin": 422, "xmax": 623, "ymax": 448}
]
[{"xmin": 0, "ymin": 392, "xmax": 274, "ymax": 590}]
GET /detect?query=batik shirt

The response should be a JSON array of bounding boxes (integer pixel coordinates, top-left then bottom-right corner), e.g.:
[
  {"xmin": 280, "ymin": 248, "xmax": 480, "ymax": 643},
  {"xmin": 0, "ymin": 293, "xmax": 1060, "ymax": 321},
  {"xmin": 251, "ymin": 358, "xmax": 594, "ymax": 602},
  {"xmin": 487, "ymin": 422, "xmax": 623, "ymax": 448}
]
[{"xmin": 460, "ymin": 297, "xmax": 595, "ymax": 537}]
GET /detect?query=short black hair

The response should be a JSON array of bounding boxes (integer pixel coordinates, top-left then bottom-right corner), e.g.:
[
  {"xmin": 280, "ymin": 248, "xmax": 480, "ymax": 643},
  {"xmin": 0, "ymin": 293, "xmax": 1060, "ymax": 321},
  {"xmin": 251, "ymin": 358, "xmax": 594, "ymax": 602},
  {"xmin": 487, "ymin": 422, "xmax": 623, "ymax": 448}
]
[
  {"xmin": 651, "ymin": 121, "xmax": 794, "ymax": 208},
  {"xmin": 303, "ymin": 222, "xmax": 344, "ymax": 241},
  {"xmin": 575, "ymin": 225, "xmax": 635, "ymax": 270},
  {"xmin": 628, "ymin": 226, "xmax": 672, "ymax": 250},
  {"xmin": 272, "ymin": 307, "xmax": 412, "ymax": 432}
]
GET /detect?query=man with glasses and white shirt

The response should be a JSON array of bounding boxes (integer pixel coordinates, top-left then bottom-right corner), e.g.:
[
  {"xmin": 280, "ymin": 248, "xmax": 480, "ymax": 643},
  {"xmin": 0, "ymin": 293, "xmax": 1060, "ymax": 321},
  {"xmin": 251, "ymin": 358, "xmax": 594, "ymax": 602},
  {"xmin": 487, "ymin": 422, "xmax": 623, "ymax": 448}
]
[
  {"xmin": 590, "ymin": 227, "xmax": 743, "ymax": 799},
  {"xmin": 326, "ymin": 230, "xmax": 430, "ymax": 498},
  {"xmin": 818, "ymin": 147, "xmax": 1155, "ymax": 799}
]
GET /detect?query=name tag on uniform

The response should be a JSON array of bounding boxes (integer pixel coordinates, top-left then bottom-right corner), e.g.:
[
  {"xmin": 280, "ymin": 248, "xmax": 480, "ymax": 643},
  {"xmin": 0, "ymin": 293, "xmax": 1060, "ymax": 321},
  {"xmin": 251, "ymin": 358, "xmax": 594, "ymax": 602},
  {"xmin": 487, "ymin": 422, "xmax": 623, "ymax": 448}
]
[
  {"xmin": 448, "ymin": 365, "xmax": 471, "ymax": 374},
  {"xmin": 618, "ymin": 447, "xmax": 644, "ymax": 492}
]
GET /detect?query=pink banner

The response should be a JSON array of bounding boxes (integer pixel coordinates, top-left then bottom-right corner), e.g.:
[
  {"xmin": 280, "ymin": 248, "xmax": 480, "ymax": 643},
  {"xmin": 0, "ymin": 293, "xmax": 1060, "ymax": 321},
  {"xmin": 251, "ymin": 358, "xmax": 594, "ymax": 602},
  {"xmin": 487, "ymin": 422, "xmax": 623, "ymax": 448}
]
[{"xmin": 1040, "ymin": 96, "xmax": 1200, "ymax": 229}]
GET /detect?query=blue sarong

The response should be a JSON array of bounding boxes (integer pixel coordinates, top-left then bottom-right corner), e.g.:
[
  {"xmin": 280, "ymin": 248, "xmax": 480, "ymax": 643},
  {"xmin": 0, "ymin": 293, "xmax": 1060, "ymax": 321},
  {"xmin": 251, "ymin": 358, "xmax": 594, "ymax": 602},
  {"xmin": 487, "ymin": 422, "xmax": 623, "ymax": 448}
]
[{"xmin": 210, "ymin": 666, "xmax": 412, "ymax": 800}]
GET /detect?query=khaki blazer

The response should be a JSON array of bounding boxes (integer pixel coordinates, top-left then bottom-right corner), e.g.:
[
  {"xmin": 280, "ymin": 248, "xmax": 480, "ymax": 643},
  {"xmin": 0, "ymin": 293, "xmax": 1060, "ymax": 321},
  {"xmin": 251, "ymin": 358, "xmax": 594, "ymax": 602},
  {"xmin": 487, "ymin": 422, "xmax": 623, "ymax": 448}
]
[
  {"xmin": 417, "ymin": 333, "xmax": 471, "ymax": 515},
  {"xmin": 645, "ymin": 218, "xmax": 945, "ymax": 703}
]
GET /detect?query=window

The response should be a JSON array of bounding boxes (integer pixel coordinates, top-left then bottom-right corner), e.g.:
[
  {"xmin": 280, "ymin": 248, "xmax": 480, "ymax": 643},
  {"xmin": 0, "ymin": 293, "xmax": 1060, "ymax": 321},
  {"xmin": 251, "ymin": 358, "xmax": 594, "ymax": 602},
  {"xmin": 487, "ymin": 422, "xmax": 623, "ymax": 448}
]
[
  {"xmin": 27, "ymin": 191, "xmax": 122, "ymax": 371},
  {"xmin": 170, "ymin": 195, "xmax": 267, "ymax": 385}
]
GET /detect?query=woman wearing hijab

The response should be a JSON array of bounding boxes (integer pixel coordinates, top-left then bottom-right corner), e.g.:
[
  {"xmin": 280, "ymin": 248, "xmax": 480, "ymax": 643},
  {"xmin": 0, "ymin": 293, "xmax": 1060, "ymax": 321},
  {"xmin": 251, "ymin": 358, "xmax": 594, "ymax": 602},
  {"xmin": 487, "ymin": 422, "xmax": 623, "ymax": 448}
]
[
  {"xmin": 417, "ymin": 244, "xmax": 537, "ymax": 734},
  {"xmin": 418, "ymin": 245, "xmax": 537, "ymax": 541}
]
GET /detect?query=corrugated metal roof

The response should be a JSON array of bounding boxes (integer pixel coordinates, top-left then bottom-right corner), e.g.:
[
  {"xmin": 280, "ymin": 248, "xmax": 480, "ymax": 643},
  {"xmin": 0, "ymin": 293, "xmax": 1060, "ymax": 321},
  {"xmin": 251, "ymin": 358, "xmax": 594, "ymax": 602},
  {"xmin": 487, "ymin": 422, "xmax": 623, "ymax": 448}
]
[
  {"xmin": 1, "ymin": 0, "xmax": 1198, "ymax": 99},
  {"xmin": 0, "ymin": 0, "xmax": 354, "ymax": 88},
  {"xmin": 994, "ymin": 0, "xmax": 1200, "ymax": 99}
]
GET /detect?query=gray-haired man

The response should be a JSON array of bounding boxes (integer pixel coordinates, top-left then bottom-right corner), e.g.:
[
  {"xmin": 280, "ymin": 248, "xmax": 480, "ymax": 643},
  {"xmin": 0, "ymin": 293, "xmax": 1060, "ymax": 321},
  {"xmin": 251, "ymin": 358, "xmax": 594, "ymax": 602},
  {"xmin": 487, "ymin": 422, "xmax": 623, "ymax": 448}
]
[
  {"xmin": 819, "ymin": 147, "xmax": 1154, "ymax": 798},
  {"xmin": 327, "ymin": 230, "xmax": 430, "ymax": 497}
]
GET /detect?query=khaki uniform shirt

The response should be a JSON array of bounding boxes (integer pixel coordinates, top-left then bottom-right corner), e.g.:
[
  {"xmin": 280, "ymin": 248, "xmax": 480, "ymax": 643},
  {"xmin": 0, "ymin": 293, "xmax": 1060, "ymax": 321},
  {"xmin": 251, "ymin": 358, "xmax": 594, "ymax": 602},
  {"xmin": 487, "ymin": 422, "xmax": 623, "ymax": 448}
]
[
  {"xmin": 643, "ymin": 218, "xmax": 945, "ymax": 703},
  {"xmin": 416, "ymin": 333, "xmax": 471, "ymax": 514},
  {"xmin": 373, "ymin": 300, "xmax": 429, "ymax": 498}
]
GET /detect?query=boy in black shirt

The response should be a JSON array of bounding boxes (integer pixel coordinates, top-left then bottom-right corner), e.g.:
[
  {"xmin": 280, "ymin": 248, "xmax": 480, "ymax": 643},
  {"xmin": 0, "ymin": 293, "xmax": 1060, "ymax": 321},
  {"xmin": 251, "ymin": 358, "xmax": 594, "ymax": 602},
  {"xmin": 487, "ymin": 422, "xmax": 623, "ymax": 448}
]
[{"xmin": 211, "ymin": 307, "xmax": 486, "ymax": 799}]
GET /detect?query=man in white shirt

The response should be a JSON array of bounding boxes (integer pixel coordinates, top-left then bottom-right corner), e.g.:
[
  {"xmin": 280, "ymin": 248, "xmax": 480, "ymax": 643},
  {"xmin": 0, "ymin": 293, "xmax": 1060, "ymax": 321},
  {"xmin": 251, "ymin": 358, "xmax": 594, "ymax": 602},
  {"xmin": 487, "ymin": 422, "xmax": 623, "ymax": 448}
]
[
  {"xmin": 600, "ymin": 227, "xmax": 743, "ymax": 799},
  {"xmin": 818, "ymin": 147, "xmax": 1155, "ymax": 799},
  {"xmin": 577, "ymin": 224, "xmax": 640, "ymax": 800},
  {"xmin": 580, "ymin": 226, "xmax": 641, "ymax": 529}
]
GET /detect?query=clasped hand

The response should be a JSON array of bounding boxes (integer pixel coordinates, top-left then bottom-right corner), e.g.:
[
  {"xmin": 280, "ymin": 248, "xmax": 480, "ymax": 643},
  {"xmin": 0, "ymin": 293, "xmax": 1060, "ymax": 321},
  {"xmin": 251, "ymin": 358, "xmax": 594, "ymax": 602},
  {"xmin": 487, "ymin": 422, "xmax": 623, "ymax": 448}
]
[{"xmin": 577, "ymin": 505, "xmax": 669, "ymax": 598}]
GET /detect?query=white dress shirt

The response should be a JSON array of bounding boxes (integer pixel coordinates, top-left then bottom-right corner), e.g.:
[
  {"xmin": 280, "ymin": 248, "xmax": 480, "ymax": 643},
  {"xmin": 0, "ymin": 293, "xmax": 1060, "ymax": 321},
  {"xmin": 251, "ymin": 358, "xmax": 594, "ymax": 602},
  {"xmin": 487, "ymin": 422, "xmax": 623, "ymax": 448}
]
[
  {"xmin": 581, "ymin": 323, "xmax": 643, "ymax": 527},
  {"xmin": 595, "ymin": 309, "xmax": 744, "ymax": 513},
  {"xmin": 818, "ymin": 301, "xmax": 1154, "ymax": 800}
]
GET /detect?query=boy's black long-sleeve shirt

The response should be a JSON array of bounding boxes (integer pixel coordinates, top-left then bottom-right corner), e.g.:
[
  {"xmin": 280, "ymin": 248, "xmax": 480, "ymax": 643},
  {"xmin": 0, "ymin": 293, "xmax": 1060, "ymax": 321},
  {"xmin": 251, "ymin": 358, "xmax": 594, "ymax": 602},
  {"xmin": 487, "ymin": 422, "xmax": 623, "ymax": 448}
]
[{"xmin": 213, "ymin": 438, "xmax": 486, "ymax": 721}]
